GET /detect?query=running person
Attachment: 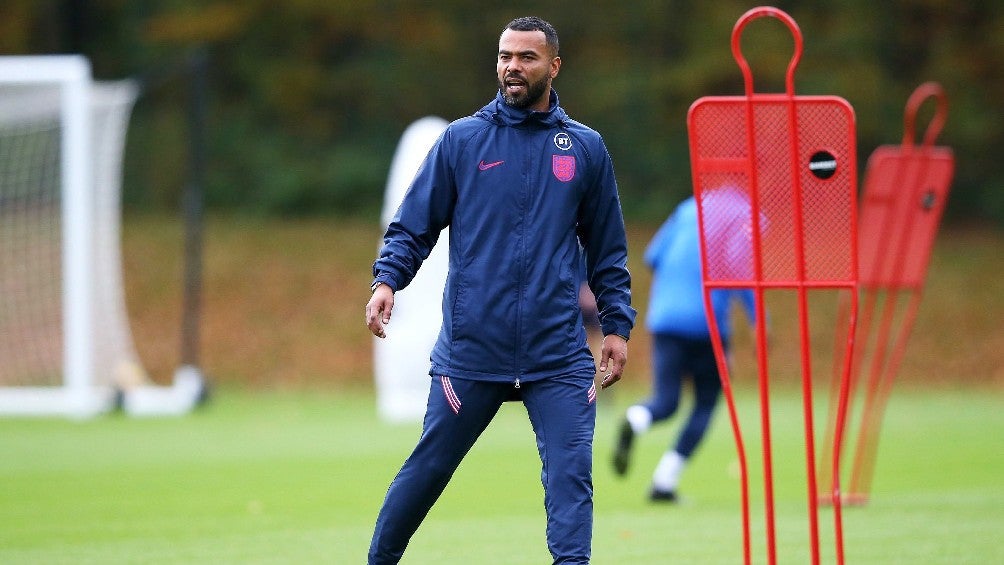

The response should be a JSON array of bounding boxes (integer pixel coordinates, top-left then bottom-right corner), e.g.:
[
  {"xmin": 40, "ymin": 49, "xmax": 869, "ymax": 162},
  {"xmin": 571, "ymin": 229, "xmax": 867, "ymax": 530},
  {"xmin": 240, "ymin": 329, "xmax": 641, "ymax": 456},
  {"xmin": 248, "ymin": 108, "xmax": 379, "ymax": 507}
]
[{"xmin": 613, "ymin": 196, "xmax": 754, "ymax": 502}]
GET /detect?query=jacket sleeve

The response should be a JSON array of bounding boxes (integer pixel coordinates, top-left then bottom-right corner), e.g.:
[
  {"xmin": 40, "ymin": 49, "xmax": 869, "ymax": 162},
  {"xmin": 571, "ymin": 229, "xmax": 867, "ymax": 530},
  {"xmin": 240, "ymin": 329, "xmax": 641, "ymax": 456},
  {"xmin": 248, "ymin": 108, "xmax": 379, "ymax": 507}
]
[
  {"xmin": 371, "ymin": 129, "xmax": 455, "ymax": 291},
  {"xmin": 577, "ymin": 141, "xmax": 636, "ymax": 340}
]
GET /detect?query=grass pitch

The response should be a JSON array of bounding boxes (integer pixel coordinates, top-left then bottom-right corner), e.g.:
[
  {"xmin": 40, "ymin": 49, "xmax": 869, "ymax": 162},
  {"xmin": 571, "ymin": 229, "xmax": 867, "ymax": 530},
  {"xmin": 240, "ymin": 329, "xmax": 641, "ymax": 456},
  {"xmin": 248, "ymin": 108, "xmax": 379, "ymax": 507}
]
[{"xmin": 1, "ymin": 383, "xmax": 1001, "ymax": 564}]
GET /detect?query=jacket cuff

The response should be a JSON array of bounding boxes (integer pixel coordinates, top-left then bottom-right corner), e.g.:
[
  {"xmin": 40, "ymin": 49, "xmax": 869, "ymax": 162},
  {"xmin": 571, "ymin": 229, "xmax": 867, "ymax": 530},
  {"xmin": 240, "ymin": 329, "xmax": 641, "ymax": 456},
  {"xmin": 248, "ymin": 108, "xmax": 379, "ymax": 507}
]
[
  {"xmin": 601, "ymin": 321, "xmax": 632, "ymax": 341},
  {"xmin": 370, "ymin": 274, "xmax": 397, "ymax": 293}
]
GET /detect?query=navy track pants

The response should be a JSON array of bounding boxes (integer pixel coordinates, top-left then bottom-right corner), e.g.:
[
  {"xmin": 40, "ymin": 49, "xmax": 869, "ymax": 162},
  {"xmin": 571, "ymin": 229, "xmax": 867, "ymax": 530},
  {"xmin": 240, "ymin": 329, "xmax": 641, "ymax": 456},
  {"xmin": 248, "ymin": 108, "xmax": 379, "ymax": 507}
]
[
  {"xmin": 368, "ymin": 374, "xmax": 597, "ymax": 564},
  {"xmin": 645, "ymin": 332, "xmax": 725, "ymax": 457}
]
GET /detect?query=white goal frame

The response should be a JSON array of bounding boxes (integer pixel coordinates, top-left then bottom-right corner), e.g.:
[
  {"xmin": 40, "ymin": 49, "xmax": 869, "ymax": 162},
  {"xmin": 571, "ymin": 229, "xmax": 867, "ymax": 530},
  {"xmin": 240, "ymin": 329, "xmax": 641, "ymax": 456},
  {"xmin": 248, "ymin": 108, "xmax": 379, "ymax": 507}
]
[
  {"xmin": 0, "ymin": 55, "xmax": 108, "ymax": 417},
  {"xmin": 0, "ymin": 55, "xmax": 205, "ymax": 418}
]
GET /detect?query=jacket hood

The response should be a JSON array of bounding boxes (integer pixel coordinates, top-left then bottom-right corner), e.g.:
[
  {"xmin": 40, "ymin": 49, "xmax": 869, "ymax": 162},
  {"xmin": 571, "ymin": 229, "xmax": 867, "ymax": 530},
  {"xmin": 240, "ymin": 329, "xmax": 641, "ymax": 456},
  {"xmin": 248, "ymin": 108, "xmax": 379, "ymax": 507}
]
[{"xmin": 477, "ymin": 88, "xmax": 569, "ymax": 127}]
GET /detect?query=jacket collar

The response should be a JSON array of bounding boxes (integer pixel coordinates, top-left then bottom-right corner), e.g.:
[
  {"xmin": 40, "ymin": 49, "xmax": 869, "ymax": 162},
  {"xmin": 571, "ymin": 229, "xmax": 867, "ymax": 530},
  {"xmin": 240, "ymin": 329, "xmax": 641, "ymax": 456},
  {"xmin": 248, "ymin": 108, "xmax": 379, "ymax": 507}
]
[{"xmin": 478, "ymin": 88, "xmax": 568, "ymax": 127}]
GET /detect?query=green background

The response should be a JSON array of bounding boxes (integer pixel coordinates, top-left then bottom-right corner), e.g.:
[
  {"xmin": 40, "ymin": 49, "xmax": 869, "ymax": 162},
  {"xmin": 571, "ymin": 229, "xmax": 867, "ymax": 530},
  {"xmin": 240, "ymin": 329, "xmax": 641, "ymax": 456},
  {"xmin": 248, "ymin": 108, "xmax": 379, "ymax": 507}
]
[{"xmin": 3, "ymin": 0, "xmax": 1002, "ymax": 225}]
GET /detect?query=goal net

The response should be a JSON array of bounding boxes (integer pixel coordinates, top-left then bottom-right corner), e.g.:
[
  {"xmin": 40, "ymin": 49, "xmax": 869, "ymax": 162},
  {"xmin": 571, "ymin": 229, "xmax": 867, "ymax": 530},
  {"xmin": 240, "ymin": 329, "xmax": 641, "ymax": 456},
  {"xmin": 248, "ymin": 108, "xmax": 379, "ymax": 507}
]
[{"xmin": 0, "ymin": 55, "xmax": 203, "ymax": 417}]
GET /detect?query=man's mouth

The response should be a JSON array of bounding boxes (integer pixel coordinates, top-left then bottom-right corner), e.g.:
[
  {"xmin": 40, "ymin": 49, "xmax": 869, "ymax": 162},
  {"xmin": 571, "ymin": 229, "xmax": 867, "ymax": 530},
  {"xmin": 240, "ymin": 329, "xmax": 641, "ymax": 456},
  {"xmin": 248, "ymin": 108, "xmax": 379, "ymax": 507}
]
[{"xmin": 505, "ymin": 76, "xmax": 527, "ymax": 92}]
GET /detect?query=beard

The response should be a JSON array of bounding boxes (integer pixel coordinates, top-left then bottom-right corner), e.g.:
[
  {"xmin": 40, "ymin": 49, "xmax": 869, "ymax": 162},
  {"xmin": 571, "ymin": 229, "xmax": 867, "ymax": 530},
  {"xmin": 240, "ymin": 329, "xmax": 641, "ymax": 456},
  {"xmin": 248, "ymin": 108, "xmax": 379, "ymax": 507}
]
[{"xmin": 498, "ymin": 73, "xmax": 549, "ymax": 109}]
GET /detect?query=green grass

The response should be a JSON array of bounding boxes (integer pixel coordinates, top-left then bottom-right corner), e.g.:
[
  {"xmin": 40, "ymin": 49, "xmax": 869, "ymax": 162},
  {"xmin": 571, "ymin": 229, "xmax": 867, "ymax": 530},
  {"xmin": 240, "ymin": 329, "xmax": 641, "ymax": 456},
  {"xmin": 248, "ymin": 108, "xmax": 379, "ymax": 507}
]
[{"xmin": 1, "ymin": 384, "xmax": 1001, "ymax": 564}]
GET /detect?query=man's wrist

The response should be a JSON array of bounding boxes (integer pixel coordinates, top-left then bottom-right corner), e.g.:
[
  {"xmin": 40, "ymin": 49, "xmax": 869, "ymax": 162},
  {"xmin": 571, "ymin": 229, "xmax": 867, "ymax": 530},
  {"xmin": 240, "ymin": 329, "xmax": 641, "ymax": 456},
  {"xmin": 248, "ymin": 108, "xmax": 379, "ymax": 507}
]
[{"xmin": 370, "ymin": 280, "xmax": 389, "ymax": 293}]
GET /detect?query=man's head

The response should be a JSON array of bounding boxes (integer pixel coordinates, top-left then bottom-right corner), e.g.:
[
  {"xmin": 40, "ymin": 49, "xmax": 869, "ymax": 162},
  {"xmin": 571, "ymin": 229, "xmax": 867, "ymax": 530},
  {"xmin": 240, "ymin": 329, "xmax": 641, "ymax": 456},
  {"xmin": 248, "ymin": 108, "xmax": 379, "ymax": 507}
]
[{"xmin": 497, "ymin": 17, "xmax": 561, "ymax": 112}]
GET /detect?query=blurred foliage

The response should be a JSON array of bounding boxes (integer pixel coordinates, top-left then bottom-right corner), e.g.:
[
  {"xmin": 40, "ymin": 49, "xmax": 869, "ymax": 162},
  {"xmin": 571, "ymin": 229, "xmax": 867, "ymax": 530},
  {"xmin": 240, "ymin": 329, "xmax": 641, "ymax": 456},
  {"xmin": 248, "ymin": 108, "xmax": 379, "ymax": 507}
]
[{"xmin": 2, "ymin": 0, "xmax": 1002, "ymax": 225}]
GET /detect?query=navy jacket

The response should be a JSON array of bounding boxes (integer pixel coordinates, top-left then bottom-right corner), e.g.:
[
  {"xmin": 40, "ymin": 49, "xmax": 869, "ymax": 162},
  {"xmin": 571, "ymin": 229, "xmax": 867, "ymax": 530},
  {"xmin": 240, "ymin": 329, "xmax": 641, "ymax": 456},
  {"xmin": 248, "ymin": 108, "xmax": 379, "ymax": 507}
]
[{"xmin": 373, "ymin": 90, "xmax": 635, "ymax": 383}]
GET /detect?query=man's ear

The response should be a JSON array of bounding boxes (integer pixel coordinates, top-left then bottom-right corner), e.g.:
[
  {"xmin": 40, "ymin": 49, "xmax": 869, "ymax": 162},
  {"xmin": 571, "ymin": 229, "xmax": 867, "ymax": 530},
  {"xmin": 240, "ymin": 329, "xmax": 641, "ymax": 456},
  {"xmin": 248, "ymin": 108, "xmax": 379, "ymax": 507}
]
[{"xmin": 550, "ymin": 56, "xmax": 561, "ymax": 79}]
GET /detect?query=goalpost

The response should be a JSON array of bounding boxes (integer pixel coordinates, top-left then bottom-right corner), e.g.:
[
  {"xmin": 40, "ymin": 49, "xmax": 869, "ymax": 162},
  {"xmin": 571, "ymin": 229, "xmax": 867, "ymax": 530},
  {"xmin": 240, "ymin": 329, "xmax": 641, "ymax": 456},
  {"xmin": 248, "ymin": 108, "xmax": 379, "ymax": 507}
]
[{"xmin": 0, "ymin": 55, "xmax": 204, "ymax": 417}]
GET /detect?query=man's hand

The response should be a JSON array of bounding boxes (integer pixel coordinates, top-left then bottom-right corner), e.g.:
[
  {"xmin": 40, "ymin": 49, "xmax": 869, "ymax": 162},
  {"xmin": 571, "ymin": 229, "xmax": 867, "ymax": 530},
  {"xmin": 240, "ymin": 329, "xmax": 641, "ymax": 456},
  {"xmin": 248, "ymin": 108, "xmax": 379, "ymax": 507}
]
[
  {"xmin": 366, "ymin": 284, "xmax": 394, "ymax": 338},
  {"xmin": 598, "ymin": 334, "xmax": 628, "ymax": 389}
]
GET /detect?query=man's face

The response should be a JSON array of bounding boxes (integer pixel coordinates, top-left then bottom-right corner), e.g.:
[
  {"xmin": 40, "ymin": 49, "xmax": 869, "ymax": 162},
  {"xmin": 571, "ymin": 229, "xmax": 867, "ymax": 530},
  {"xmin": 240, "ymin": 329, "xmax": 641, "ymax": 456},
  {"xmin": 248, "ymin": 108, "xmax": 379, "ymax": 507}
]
[{"xmin": 497, "ymin": 28, "xmax": 561, "ymax": 112}]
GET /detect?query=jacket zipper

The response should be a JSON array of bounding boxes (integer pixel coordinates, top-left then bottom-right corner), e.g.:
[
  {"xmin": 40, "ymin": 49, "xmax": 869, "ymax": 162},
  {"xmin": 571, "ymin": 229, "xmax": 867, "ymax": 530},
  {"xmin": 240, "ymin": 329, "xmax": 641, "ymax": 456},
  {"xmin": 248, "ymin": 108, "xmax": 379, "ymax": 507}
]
[{"xmin": 513, "ymin": 130, "xmax": 529, "ymax": 378}]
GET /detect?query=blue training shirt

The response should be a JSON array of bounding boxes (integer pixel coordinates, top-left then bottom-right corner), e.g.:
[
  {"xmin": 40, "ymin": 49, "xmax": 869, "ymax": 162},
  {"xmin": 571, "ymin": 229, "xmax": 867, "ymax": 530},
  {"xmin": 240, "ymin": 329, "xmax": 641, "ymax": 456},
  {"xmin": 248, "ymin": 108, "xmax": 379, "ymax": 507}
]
[{"xmin": 644, "ymin": 197, "xmax": 755, "ymax": 339}]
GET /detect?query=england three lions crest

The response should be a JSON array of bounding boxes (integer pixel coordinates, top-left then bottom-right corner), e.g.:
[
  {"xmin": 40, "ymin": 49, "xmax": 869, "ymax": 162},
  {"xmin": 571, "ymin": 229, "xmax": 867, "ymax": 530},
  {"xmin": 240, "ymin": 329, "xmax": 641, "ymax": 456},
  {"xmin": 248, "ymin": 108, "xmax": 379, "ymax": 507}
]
[{"xmin": 552, "ymin": 155, "xmax": 576, "ymax": 182}]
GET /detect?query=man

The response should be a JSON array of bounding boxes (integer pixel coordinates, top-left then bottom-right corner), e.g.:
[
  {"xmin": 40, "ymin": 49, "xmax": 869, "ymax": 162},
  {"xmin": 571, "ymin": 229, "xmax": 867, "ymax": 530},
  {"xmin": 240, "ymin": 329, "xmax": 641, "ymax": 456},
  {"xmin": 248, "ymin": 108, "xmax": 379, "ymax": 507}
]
[
  {"xmin": 365, "ymin": 16, "xmax": 635, "ymax": 564},
  {"xmin": 612, "ymin": 195, "xmax": 755, "ymax": 502}
]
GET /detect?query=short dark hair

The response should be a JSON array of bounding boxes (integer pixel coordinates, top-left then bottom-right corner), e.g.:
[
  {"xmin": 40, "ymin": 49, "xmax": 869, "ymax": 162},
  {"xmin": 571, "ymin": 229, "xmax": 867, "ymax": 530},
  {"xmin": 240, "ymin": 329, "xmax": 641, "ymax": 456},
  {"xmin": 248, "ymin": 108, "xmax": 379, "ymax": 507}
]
[{"xmin": 504, "ymin": 16, "xmax": 559, "ymax": 56}]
